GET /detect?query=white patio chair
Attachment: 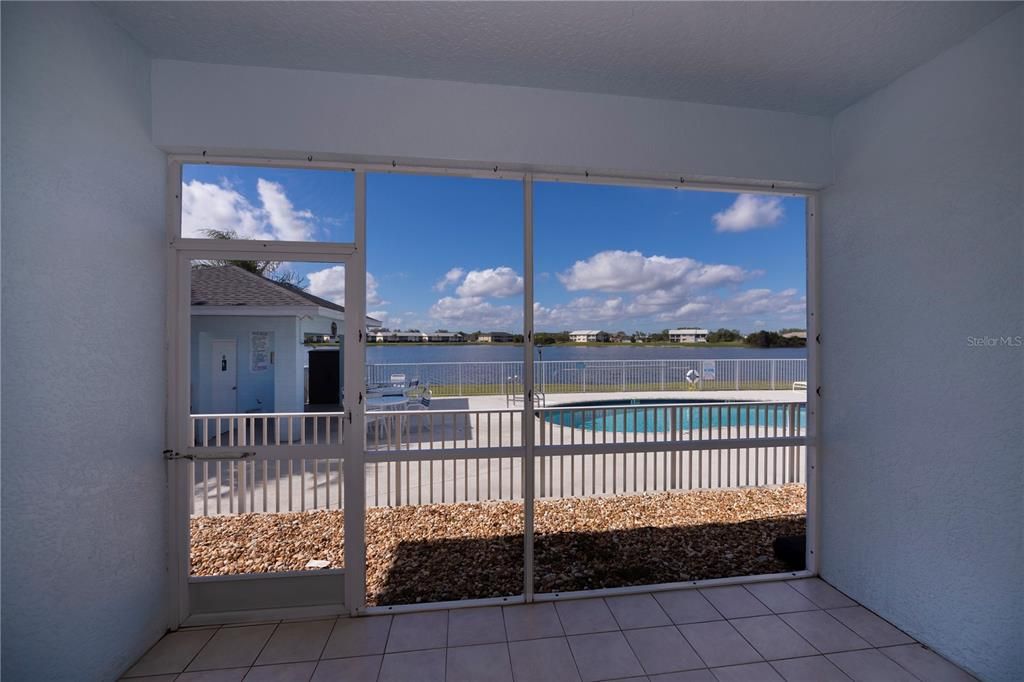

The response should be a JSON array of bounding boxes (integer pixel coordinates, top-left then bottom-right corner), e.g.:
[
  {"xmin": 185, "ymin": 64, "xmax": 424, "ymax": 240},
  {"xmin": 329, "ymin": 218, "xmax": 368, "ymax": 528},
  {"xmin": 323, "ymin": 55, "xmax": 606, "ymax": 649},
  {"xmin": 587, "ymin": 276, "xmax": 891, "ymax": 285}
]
[{"xmin": 403, "ymin": 387, "xmax": 432, "ymax": 440}]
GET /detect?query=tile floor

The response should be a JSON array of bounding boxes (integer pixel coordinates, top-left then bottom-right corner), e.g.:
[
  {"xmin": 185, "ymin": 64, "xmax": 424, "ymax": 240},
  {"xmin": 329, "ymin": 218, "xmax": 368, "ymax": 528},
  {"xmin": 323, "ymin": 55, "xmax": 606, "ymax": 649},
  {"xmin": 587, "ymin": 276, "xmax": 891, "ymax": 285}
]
[{"xmin": 122, "ymin": 578, "xmax": 976, "ymax": 682}]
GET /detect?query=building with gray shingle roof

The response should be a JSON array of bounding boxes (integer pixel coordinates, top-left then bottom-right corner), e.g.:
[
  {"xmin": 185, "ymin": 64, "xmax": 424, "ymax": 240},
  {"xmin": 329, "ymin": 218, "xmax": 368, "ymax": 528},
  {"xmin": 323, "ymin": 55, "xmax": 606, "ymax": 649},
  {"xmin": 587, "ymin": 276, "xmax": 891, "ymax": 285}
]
[{"xmin": 190, "ymin": 265, "xmax": 379, "ymax": 415}]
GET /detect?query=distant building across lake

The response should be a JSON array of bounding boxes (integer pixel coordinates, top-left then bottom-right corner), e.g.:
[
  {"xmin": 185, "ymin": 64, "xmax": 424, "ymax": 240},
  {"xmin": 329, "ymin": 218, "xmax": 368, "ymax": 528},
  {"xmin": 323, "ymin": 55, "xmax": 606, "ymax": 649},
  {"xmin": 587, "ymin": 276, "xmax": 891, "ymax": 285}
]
[
  {"xmin": 668, "ymin": 328, "xmax": 709, "ymax": 343},
  {"xmin": 570, "ymin": 330, "xmax": 611, "ymax": 343},
  {"xmin": 370, "ymin": 331, "xmax": 466, "ymax": 343},
  {"xmin": 478, "ymin": 331, "xmax": 516, "ymax": 343}
]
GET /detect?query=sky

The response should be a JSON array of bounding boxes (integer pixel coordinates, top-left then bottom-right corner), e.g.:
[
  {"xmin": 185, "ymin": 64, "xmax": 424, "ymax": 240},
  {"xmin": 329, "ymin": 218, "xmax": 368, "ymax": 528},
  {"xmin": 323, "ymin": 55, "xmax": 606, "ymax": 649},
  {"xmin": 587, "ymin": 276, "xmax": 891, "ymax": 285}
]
[{"xmin": 182, "ymin": 165, "xmax": 806, "ymax": 333}]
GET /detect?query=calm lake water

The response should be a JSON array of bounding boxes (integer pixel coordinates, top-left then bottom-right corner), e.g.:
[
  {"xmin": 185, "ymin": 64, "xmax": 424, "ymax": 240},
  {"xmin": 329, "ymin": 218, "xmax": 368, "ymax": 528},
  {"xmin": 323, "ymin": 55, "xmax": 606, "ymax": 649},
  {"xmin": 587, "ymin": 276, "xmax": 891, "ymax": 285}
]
[{"xmin": 366, "ymin": 344, "xmax": 805, "ymax": 364}]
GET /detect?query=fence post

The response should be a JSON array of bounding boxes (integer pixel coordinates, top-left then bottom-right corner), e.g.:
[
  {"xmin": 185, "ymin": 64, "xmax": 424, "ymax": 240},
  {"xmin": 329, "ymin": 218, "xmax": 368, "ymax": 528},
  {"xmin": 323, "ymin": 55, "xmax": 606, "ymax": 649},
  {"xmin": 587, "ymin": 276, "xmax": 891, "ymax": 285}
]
[
  {"xmin": 622, "ymin": 360, "xmax": 626, "ymax": 391},
  {"xmin": 771, "ymin": 361, "xmax": 776, "ymax": 390},
  {"xmin": 735, "ymin": 361, "xmax": 740, "ymax": 390},
  {"xmin": 458, "ymin": 363, "xmax": 463, "ymax": 397}
]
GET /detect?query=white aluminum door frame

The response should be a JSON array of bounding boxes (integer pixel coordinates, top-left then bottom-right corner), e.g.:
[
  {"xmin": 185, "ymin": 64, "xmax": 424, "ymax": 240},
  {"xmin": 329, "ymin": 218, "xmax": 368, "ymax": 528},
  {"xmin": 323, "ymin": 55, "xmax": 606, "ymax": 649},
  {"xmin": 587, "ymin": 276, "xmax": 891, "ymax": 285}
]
[{"xmin": 165, "ymin": 159, "xmax": 367, "ymax": 624}]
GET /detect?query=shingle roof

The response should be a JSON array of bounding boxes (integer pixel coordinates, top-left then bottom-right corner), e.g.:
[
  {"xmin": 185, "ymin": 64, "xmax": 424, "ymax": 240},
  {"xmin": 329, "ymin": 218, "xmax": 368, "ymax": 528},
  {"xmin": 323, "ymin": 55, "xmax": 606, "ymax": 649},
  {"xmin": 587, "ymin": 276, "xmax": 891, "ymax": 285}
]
[{"xmin": 191, "ymin": 265, "xmax": 345, "ymax": 311}]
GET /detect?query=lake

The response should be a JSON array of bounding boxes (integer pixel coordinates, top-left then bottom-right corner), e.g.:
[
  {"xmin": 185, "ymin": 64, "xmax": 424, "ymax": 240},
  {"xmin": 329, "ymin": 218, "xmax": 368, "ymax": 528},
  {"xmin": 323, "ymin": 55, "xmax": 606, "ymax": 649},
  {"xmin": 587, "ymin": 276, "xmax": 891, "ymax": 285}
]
[{"xmin": 366, "ymin": 344, "xmax": 805, "ymax": 364}]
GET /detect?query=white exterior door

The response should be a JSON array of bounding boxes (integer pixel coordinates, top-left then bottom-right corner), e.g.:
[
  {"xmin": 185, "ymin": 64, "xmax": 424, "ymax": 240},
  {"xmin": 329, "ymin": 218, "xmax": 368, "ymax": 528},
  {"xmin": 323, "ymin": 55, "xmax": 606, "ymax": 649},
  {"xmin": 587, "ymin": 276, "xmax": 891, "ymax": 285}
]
[{"xmin": 210, "ymin": 339, "xmax": 237, "ymax": 414}]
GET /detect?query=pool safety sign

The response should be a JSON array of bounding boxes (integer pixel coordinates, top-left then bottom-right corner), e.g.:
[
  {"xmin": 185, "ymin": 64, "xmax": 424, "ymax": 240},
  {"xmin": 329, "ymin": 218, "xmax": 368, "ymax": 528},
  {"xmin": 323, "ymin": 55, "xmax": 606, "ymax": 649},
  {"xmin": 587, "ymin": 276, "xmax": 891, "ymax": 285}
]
[{"xmin": 702, "ymin": 360, "xmax": 717, "ymax": 382}]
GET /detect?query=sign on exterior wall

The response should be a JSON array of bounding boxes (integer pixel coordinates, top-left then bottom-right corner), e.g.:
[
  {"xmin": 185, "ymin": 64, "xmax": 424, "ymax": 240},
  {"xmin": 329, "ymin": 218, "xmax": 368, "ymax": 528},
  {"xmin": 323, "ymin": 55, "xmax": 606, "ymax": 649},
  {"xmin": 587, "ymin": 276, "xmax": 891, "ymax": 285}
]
[
  {"xmin": 702, "ymin": 360, "xmax": 717, "ymax": 382},
  {"xmin": 250, "ymin": 331, "xmax": 272, "ymax": 372}
]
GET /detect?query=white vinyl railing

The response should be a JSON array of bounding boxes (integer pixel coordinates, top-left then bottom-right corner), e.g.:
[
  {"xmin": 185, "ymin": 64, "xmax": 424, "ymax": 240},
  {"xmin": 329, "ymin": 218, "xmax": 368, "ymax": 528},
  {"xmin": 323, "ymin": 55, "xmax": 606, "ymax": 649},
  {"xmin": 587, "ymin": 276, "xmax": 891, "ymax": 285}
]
[
  {"xmin": 363, "ymin": 358, "xmax": 806, "ymax": 396},
  {"xmin": 188, "ymin": 401, "xmax": 805, "ymax": 516}
]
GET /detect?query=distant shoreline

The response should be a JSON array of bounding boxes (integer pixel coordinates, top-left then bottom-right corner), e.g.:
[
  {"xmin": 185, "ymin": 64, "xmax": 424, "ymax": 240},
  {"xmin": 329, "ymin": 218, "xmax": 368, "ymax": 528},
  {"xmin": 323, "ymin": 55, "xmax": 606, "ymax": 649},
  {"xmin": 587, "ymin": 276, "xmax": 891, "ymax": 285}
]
[{"xmin": 309, "ymin": 340, "xmax": 804, "ymax": 349}]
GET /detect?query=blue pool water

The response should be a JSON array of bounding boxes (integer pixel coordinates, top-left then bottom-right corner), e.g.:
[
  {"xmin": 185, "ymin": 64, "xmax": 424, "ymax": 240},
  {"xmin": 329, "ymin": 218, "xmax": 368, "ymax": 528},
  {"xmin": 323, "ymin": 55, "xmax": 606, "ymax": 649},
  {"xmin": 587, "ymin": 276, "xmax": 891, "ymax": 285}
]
[{"xmin": 541, "ymin": 399, "xmax": 806, "ymax": 434}]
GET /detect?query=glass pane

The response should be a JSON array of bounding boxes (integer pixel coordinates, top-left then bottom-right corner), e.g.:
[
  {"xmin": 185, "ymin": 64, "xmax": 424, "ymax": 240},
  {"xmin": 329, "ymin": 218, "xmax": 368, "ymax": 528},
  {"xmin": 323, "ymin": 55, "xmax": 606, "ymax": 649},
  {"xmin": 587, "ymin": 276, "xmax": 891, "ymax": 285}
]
[
  {"xmin": 181, "ymin": 164, "xmax": 355, "ymax": 242},
  {"xmin": 532, "ymin": 182, "xmax": 809, "ymax": 593},
  {"xmin": 363, "ymin": 173, "xmax": 525, "ymax": 606},
  {"xmin": 188, "ymin": 258, "xmax": 363, "ymax": 577}
]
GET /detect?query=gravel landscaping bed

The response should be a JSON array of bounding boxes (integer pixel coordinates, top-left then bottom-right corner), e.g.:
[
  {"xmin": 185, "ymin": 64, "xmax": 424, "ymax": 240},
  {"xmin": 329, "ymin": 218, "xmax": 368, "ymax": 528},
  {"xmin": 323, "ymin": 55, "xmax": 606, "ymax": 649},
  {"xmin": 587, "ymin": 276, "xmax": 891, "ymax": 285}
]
[{"xmin": 191, "ymin": 484, "xmax": 806, "ymax": 605}]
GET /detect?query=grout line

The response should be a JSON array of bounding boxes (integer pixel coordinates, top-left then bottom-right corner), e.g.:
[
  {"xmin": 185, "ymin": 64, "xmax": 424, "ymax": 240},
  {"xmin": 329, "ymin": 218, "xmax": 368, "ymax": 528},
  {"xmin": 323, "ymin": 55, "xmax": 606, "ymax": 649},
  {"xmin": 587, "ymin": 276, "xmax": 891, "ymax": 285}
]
[
  {"xmin": 719, "ymin": 616, "xmax": 767, "ymax": 664},
  {"xmin": 179, "ymin": 625, "xmax": 223, "ymax": 675},
  {"xmin": 314, "ymin": 616, "xmax": 341, "ymax": 663},
  {"xmin": 247, "ymin": 622, "xmax": 281, "ymax": 670},
  {"xmin": 674, "ymin": 623, "xmax": 710, "ymax": 670},
  {"xmin": 874, "ymin": 645, "xmax": 934, "ymax": 682},
  {"xmin": 767, "ymin": 656, "xmax": 855, "ymax": 682}
]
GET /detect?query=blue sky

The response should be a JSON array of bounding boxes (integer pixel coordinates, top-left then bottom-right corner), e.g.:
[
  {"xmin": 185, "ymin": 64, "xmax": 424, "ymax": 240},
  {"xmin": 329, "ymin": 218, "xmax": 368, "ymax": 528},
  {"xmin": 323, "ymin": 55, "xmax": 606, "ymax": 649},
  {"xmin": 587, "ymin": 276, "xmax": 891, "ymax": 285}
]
[{"xmin": 183, "ymin": 165, "xmax": 806, "ymax": 333}]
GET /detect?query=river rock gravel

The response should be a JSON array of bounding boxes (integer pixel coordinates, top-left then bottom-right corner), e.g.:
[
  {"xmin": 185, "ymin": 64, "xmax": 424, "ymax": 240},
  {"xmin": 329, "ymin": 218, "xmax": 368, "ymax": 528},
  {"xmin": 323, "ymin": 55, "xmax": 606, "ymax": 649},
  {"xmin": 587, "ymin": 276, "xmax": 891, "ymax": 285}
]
[{"xmin": 191, "ymin": 484, "xmax": 806, "ymax": 605}]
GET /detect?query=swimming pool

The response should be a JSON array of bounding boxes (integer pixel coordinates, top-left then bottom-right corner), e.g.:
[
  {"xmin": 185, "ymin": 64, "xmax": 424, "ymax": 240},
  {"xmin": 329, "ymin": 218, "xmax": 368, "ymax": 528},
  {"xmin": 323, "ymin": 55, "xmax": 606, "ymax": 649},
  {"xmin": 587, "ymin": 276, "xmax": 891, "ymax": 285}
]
[{"xmin": 540, "ymin": 398, "xmax": 806, "ymax": 434}]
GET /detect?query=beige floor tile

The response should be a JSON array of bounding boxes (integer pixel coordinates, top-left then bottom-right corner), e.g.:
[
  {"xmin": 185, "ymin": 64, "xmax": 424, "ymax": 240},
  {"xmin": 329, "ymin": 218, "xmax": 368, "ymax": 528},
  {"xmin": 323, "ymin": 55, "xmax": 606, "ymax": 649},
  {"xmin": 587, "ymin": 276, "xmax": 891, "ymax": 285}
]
[
  {"xmin": 177, "ymin": 669, "xmax": 248, "ymax": 682},
  {"xmin": 122, "ymin": 628, "xmax": 217, "ymax": 677},
  {"xmin": 649, "ymin": 671, "xmax": 716, "ymax": 682},
  {"xmin": 508, "ymin": 637, "xmax": 581, "ymax": 682},
  {"xmin": 677, "ymin": 621, "xmax": 762, "ymax": 668},
  {"xmin": 379, "ymin": 648, "xmax": 446, "ymax": 682},
  {"xmin": 311, "ymin": 654, "xmax": 382, "ymax": 682},
  {"xmin": 743, "ymin": 583, "xmax": 819, "ymax": 614},
  {"xmin": 567, "ymin": 631, "xmax": 645, "ymax": 682},
  {"xmin": 503, "ymin": 603, "xmax": 564, "ymax": 641},
  {"xmin": 447, "ymin": 606, "xmax": 506, "ymax": 647},
  {"xmin": 827, "ymin": 649, "xmax": 917, "ymax": 681},
  {"xmin": 321, "ymin": 615, "xmax": 392, "ymax": 659},
  {"xmin": 827, "ymin": 608, "xmax": 914, "ymax": 648},
  {"xmin": 710, "ymin": 662, "xmax": 784, "ymax": 681},
  {"xmin": 605, "ymin": 594, "xmax": 672, "ymax": 629},
  {"xmin": 446, "ymin": 642, "xmax": 513, "ymax": 682},
  {"xmin": 187, "ymin": 625, "xmax": 277, "ymax": 672},
  {"xmin": 785, "ymin": 579, "xmax": 856, "ymax": 609},
  {"xmin": 779, "ymin": 611, "xmax": 870, "ymax": 654},
  {"xmin": 244, "ymin": 661, "xmax": 317, "ymax": 682},
  {"xmin": 728, "ymin": 615, "xmax": 817, "ymax": 660},
  {"xmin": 385, "ymin": 611, "xmax": 448, "ymax": 653},
  {"xmin": 880, "ymin": 644, "xmax": 977, "ymax": 681},
  {"xmin": 698, "ymin": 587, "xmax": 771, "ymax": 620},
  {"xmin": 256, "ymin": 619, "xmax": 334, "ymax": 665},
  {"xmin": 623, "ymin": 626, "xmax": 705, "ymax": 675},
  {"xmin": 556, "ymin": 598, "xmax": 620, "ymax": 635},
  {"xmin": 653, "ymin": 591, "xmax": 723, "ymax": 625},
  {"xmin": 770, "ymin": 655, "xmax": 851, "ymax": 682}
]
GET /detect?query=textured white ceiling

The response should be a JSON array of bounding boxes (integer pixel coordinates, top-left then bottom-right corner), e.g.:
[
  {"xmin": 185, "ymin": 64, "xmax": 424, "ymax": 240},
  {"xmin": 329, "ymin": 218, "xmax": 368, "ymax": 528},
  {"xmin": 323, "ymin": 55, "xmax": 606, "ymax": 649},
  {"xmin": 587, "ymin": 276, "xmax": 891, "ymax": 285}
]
[{"xmin": 102, "ymin": 1, "xmax": 1014, "ymax": 116}]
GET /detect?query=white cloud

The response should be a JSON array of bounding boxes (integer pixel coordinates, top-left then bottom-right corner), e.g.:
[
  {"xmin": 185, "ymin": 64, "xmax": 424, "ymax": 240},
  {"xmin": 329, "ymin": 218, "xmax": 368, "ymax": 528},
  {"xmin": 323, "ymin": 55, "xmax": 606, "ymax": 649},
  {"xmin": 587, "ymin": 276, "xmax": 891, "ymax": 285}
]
[
  {"xmin": 456, "ymin": 267, "xmax": 524, "ymax": 298},
  {"xmin": 713, "ymin": 194, "xmax": 784, "ymax": 232},
  {"xmin": 558, "ymin": 250, "xmax": 751, "ymax": 293},
  {"xmin": 717, "ymin": 288, "xmax": 804, "ymax": 318},
  {"xmin": 533, "ymin": 297, "xmax": 626, "ymax": 328},
  {"xmin": 433, "ymin": 267, "xmax": 465, "ymax": 292},
  {"xmin": 256, "ymin": 179, "xmax": 315, "ymax": 240},
  {"xmin": 307, "ymin": 266, "xmax": 385, "ymax": 306},
  {"xmin": 655, "ymin": 301, "xmax": 713, "ymax": 322},
  {"xmin": 181, "ymin": 178, "xmax": 319, "ymax": 240},
  {"xmin": 182, "ymin": 179, "xmax": 271, "ymax": 239},
  {"xmin": 430, "ymin": 296, "xmax": 519, "ymax": 330},
  {"xmin": 368, "ymin": 310, "xmax": 402, "ymax": 328}
]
